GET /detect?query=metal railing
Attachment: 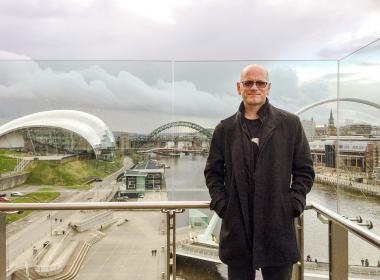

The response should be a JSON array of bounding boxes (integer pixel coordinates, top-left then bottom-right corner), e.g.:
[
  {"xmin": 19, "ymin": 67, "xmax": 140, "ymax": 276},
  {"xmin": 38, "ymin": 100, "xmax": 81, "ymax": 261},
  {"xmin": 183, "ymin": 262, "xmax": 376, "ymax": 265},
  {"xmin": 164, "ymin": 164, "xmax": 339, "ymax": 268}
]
[
  {"xmin": 305, "ymin": 202, "xmax": 380, "ymax": 280},
  {"xmin": 0, "ymin": 201, "xmax": 379, "ymax": 280}
]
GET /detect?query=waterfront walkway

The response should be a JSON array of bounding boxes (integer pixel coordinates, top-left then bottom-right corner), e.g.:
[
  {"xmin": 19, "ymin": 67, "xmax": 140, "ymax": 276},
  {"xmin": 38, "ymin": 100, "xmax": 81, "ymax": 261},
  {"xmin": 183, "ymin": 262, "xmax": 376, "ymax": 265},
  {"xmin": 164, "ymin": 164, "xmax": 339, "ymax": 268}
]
[
  {"xmin": 314, "ymin": 169, "xmax": 380, "ymax": 197},
  {"xmin": 7, "ymin": 158, "xmax": 172, "ymax": 280},
  {"xmin": 11, "ymin": 190, "xmax": 169, "ymax": 280},
  {"xmin": 76, "ymin": 191, "xmax": 168, "ymax": 280}
]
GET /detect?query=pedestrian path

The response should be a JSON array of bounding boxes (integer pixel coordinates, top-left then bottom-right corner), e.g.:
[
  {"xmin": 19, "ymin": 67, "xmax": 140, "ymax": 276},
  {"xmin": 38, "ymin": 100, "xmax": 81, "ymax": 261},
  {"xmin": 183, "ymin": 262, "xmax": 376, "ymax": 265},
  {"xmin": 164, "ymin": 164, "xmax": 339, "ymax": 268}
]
[
  {"xmin": 76, "ymin": 209, "xmax": 167, "ymax": 280},
  {"xmin": 75, "ymin": 191, "xmax": 168, "ymax": 279}
]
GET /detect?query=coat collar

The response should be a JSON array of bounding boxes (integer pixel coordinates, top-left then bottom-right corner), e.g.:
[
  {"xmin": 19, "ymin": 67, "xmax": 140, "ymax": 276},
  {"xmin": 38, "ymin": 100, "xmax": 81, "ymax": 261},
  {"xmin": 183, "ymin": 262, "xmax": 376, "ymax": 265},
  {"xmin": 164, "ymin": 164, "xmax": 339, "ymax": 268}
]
[
  {"xmin": 237, "ymin": 98, "xmax": 269, "ymax": 122},
  {"xmin": 236, "ymin": 99, "xmax": 282, "ymax": 150}
]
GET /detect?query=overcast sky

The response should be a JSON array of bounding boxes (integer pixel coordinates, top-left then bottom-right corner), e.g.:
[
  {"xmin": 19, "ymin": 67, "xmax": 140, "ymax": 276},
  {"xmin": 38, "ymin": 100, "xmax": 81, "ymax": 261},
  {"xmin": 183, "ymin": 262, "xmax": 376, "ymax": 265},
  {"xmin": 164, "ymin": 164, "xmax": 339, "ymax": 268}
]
[{"xmin": 0, "ymin": 0, "xmax": 379, "ymax": 133}]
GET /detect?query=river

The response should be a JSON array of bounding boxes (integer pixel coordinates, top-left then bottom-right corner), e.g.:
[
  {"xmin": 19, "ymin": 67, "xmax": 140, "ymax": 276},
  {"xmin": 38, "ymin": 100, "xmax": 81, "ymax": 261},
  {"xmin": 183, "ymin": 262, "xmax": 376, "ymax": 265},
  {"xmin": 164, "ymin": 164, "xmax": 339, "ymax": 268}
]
[{"xmin": 157, "ymin": 154, "xmax": 380, "ymax": 279}]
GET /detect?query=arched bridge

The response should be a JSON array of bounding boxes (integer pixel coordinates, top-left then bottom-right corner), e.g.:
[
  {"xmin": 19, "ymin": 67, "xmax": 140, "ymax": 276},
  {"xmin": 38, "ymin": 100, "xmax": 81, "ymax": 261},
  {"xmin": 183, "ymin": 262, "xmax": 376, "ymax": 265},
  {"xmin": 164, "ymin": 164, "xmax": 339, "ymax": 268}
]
[
  {"xmin": 295, "ymin": 97, "xmax": 380, "ymax": 115},
  {"xmin": 148, "ymin": 121, "xmax": 212, "ymax": 140}
]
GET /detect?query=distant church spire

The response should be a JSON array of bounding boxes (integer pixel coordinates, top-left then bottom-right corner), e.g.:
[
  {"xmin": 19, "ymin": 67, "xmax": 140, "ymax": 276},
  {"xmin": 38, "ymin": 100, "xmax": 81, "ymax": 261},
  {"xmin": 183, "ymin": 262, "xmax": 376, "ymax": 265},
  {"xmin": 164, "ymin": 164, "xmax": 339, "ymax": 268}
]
[
  {"xmin": 327, "ymin": 108, "xmax": 337, "ymax": 136},
  {"xmin": 328, "ymin": 108, "xmax": 334, "ymax": 127}
]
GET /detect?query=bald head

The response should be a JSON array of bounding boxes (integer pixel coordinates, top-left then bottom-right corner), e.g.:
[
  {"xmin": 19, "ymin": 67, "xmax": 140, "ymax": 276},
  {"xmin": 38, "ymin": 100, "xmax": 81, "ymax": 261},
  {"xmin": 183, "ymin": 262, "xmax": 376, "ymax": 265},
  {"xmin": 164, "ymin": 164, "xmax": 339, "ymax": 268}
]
[
  {"xmin": 240, "ymin": 64, "xmax": 269, "ymax": 81},
  {"xmin": 237, "ymin": 64, "xmax": 271, "ymax": 110}
]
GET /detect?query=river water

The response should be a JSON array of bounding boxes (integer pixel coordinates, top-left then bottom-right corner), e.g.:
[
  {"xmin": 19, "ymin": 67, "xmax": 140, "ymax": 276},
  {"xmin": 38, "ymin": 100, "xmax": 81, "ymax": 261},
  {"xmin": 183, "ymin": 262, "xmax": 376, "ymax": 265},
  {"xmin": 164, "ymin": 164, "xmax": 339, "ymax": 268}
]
[{"xmin": 158, "ymin": 154, "xmax": 380, "ymax": 279}]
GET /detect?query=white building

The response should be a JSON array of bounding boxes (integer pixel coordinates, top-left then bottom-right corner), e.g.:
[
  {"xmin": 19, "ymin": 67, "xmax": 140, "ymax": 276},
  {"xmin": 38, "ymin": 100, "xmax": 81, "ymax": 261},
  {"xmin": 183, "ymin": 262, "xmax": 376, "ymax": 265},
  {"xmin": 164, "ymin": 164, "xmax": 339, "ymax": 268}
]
[{"xmin": 0, "ymin": 110, "xmax": 115, "ymax": 159}]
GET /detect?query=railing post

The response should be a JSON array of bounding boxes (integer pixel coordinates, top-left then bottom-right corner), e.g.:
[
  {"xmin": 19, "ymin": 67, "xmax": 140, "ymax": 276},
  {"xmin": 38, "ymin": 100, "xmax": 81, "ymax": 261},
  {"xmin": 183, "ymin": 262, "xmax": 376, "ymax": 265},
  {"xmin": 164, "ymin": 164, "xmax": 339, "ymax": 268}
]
[
  {"xmin": 329, "ymin": 221, "xmax": 348, "ymax": 280},
  {"xmin": 162, "ymin": 209, "xmax": 184, "ymax": 280},
  {"xmin": 0, "ymin": 213, "xmax": 6, "ymax": 280},
  {"xmin": 292, "ymin": 215, "xmax": 304, "ymax": 280}
]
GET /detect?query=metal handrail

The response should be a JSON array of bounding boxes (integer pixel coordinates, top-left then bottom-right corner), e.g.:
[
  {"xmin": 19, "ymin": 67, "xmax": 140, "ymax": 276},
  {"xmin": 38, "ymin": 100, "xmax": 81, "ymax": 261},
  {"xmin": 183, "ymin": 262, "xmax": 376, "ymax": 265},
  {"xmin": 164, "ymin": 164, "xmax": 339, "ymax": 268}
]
[
  {"xmin": 1, "ymin": 201, "xmax": 379, "ymax": 248},
  {"xmin": 0, "ymin": 201, "xmax": 210, "ymax": 211},
  {"xmin": 0, "ymin": 201, "xmax": 380, "ymax": 279},
  {"xmin": 1, "ymin": 201, "xmax": 379, "ymax": 249},
  {"xmin": 306, "ymin": 202, "xmax": 380, "ymax": 249}
]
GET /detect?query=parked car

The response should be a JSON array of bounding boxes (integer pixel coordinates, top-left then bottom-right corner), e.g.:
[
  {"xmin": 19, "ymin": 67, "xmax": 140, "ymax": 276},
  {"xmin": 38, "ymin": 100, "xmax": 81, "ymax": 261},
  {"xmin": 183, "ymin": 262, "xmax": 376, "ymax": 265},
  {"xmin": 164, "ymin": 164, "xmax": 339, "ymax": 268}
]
[
  {"xmin": 0, "ymin": 193, "xmax": 6, "ymax": 197},
  {"xmin": 0, "ymin": 197, "xmax": 10, "ymax": 202},
  {"xmin": 10, "ymin": 192, "xmax": 24, "ymax": 197}
]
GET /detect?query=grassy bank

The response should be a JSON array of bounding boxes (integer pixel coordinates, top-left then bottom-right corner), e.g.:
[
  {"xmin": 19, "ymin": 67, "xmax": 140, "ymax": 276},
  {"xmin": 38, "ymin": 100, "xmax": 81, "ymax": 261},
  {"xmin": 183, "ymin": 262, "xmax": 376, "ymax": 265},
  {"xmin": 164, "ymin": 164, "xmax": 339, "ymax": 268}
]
[
  {"xmin": 0, "ymin": 150, "xmax": 18, "ymax": 173},
  {"xmin": 25, "ymin": 156, "xmax": 123, "ymax": 186},
  {"xmin": 6, "ymin": 187, "xmax": 60, "ymax": 224}
]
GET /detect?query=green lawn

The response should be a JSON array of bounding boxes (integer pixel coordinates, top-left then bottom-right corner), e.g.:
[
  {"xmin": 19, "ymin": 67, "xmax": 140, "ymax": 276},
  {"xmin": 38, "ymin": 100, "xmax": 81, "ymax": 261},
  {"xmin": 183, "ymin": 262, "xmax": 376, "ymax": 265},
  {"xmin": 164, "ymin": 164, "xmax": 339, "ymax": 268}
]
[
  {"xmin": 0, "ymin": 154, "xmax": 17, "ymax": 173},
  {"xmin": 6, "ymin": 210, "xmax": 32, "ymax": 224},
  {"xmin": 0, "ymin": 149, "xmax": 28, "ymax": 174},
  {"xmin": 25, "ymin": 157, "xmax": 123, "ymax": 186},
  {"xmin": 0, "ymin": 150, "xmax": 16, "ymax": 155},
  {"xmin": 6, "ymin": 187, "xmax": 60, "ymax": 224}
]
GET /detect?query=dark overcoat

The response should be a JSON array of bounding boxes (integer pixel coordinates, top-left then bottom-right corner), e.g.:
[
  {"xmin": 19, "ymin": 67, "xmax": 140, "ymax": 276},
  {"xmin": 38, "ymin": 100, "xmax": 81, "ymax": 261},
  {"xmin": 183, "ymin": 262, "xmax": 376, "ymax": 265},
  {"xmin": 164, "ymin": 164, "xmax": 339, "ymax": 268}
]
[{"xmin": 204, "ymin": 100, "xmax": 315, "ymax": 268}]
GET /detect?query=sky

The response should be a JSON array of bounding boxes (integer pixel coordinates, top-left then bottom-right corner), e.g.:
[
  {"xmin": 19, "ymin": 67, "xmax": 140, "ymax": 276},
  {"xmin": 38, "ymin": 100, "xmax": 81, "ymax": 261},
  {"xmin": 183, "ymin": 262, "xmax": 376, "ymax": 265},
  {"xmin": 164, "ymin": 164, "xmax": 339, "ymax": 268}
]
[{"xmin": 0, "ymin": 0, "xmax": 379, "ymax": 133}]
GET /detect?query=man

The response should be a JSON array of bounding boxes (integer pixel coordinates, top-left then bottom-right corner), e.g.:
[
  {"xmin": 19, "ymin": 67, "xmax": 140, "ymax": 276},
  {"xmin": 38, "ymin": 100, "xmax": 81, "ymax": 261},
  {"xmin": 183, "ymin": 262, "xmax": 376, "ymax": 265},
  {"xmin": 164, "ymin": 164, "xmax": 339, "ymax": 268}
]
[{"xmin": 204, "ymin": 64, "xmax": 315, "ymax": 280}]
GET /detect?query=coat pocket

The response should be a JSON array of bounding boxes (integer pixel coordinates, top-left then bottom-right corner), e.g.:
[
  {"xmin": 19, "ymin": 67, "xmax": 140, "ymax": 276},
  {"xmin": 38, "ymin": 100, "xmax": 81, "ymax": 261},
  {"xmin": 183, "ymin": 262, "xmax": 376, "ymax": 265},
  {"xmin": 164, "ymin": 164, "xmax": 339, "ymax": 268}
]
[{"xmin": 285, "ymin": 192, "xmax": 296, "ymax": 219}]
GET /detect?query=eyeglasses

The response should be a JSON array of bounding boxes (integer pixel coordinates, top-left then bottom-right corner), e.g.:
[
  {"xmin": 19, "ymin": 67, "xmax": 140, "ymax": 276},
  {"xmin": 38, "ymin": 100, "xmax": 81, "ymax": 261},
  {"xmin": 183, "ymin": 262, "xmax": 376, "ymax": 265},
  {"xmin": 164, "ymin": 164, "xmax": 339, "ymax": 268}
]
[{"xmin": 240, "ymin": 80, "xmax": 268, "ymax": 89}]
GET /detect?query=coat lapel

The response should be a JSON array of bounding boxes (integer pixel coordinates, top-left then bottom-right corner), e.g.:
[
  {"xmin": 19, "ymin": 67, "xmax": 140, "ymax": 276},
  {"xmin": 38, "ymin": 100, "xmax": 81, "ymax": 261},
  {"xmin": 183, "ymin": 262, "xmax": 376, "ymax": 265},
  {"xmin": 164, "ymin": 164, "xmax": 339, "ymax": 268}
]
[
  {"xmin": 258, "ymin": 105, "xmax": 282, "ymax": 156},
  {"xmin": 229, "ymin": 114, "xmax": 253, "ymax": 242}
]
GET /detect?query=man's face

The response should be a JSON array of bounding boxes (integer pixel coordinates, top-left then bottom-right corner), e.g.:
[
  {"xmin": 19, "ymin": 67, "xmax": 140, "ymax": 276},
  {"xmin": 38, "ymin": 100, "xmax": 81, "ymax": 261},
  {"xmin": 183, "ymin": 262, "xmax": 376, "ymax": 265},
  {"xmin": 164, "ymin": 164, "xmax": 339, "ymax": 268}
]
[{"xmin": 237, "ymin": 66, "xmax": 271, "ymax": 107}]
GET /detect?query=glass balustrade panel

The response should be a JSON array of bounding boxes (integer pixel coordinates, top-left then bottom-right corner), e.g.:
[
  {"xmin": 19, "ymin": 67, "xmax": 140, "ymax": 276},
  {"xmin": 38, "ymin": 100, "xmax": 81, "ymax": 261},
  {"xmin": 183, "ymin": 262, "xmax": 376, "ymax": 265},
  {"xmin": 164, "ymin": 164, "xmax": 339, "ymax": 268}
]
[
  {"xmin": 0, "ymin": 60, "xmax": 172, "ymax": 279},
  {"xmin": 338, "ymin": 39, "xmax": 380, "ymax": 274}
]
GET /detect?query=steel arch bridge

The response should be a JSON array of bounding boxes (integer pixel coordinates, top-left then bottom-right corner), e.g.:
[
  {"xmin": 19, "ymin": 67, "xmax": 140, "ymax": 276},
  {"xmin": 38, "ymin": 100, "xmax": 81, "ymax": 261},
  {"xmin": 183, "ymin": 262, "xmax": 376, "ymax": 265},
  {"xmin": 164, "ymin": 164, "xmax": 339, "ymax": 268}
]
[
  {"xmin": 148, "ymin": 121, "xmax": 212, "ymax": 140},
  {"xmin": 295, "ymin": 97, "xmax": 380, "ymax": 115}
]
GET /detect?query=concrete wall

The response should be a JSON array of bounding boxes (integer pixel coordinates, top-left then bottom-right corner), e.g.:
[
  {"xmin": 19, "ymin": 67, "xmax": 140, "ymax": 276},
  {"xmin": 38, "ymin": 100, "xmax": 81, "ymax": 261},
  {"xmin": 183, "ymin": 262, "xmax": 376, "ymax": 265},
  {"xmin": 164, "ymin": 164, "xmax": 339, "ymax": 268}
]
[
  {"xmin": 315, "ymin": 174, "xmax": 380, "ymax": 196},
  {"xmin": 71, "ymin": 211, "xmax": 113, "ymax": 232},
  {"xmin": 0, "ymin": 172, "xmax": 30, "ymax": 191},
  {"xmin": 304, "ymin": 261, "xmax": 380, "ymax": 275}
]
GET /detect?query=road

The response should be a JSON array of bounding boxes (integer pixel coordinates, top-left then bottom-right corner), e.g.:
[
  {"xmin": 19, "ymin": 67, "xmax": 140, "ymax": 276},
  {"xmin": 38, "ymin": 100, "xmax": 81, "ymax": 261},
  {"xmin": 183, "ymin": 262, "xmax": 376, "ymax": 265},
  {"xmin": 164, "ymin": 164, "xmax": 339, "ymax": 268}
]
[{"xmin": 6, "ymin": 157, "xmax": 133, "ymax": 272}]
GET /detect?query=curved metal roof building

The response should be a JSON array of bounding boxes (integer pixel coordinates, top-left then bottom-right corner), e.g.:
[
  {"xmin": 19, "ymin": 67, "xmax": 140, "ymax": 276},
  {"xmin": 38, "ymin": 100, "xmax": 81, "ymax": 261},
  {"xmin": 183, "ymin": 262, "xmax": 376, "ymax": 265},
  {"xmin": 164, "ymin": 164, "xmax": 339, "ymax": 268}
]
[{"xmin": 0, "ymin": 110, "xmax": 115, "ymax": 156}]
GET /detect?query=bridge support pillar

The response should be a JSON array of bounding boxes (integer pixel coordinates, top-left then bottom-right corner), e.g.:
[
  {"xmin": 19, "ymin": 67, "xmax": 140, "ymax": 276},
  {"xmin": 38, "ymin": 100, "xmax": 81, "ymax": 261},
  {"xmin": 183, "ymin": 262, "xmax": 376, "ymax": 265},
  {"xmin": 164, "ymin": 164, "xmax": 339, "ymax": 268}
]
[
  {"xmin": 292, "ymin": 215, "xmax": 304, "ymax": 280},
  {"xmin": 329, "ymin": 221, "xmax": 348, "ymax": 280},
  {"xmin": 0, "ymin": 213, "xmax": 6, "ymax": 280},
  {"xmin": 162, "ymin": 208, "xmax": 184, "ymax": 280}
]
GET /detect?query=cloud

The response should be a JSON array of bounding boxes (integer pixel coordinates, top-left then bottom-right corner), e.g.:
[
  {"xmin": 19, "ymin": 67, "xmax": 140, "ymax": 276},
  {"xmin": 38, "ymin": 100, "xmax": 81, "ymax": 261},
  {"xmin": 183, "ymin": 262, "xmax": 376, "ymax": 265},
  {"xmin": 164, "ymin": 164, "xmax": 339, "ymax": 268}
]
[
  {"xmin": 0, "ymin": 0, "xmax": 380, "ymax": 60},
  {"xmin": 0, "ymin": 50, "xmax": 31, "ymax": 60},
  {"xmin": 0, "ymin": 50, "xmax": 379, "ymax": 132},
  {"xmin": 1, "ymin": 0, "xmax": 380, "ymax": 132},
  {"xmin": 359, "ymin": 61, "xmax": 380, "ymax": 66},
  {"xmin": 0, "ymin": 56, "xmax": 240, "ymax": 131},
  {"xmin": 318, "ymin": 36, "xmax": 380, "ymax": 59},
  {"xmin": 317, "ymin": 12, "xmax": 380, "ymax": 59}
]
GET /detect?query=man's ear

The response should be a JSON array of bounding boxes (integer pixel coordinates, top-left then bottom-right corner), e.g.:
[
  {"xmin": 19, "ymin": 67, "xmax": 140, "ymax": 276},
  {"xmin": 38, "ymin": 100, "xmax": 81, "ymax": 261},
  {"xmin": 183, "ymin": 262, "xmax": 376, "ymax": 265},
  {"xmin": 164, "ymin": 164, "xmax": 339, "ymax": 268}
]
[
  {"xmin": 267, "ymin": 83, "xmax": 271, "ymax": 96},
  {"xmin": 236, "ymin": 82, "xmax": 242, "ymax": 96}
]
